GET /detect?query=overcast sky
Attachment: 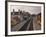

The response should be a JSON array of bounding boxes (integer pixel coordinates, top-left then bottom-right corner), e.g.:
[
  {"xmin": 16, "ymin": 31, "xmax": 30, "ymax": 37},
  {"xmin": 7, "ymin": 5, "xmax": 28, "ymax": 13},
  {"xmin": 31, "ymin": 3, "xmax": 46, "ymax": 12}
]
[{"xmin": 10, "ymin": 5, "xmax": 41, "ymax": 15}]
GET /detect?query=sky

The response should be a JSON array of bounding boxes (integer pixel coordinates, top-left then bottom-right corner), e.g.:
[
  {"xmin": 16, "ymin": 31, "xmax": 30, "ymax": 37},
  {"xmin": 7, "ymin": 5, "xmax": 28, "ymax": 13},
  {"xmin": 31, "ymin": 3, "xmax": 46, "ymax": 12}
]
[{"xmin": 10, "ymin": 5, "xmax": 41, "ymax": 15}]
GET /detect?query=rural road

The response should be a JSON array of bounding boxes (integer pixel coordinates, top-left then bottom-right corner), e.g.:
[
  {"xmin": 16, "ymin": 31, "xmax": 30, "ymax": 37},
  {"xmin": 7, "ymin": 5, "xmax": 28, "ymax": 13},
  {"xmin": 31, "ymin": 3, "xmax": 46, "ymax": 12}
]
[{"xmin": 11, "ymin": 16, "xmax": 33, "ymax": 31}]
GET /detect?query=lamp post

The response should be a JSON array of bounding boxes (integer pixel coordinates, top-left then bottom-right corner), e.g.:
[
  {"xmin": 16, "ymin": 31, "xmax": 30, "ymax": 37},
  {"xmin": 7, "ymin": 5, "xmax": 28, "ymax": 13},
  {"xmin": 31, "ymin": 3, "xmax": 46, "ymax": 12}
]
[{"xmin": 13, "ymin": 9, "xmax": 15, "ymax": 15}]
